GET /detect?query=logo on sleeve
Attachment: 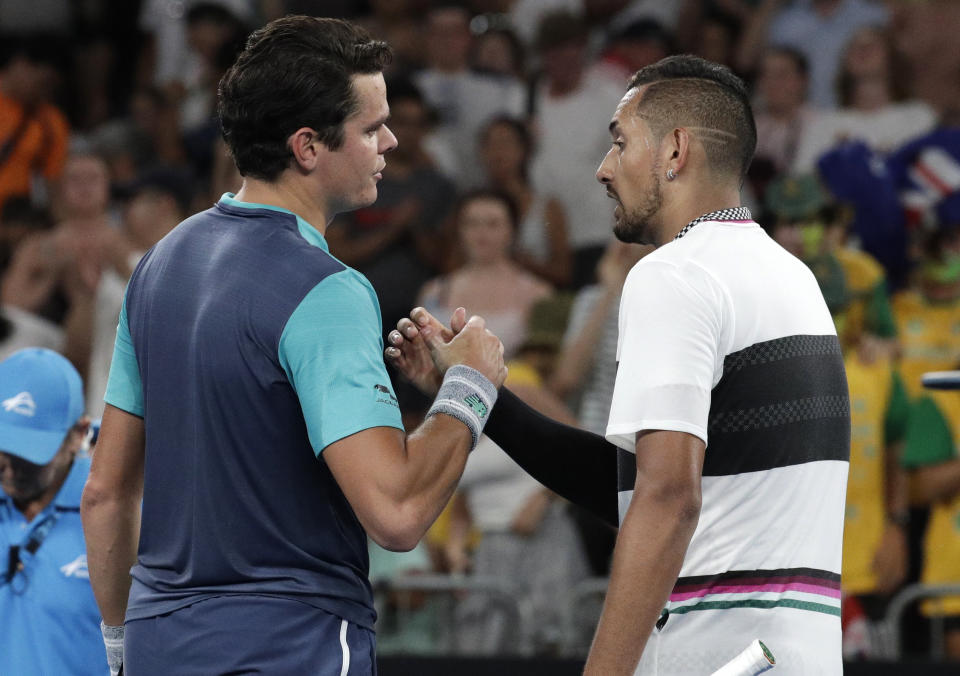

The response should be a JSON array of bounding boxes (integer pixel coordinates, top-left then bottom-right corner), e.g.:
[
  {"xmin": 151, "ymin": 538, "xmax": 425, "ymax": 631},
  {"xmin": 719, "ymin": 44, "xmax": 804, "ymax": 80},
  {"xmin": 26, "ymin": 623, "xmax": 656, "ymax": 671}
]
[
  {"xmin": 464, "ymin": 394, "xmax": 488, "ymax": 419},
  {"xmin": 2, "ymin": 392, "xmax": 36, "ymax": 417},
  {"xmin": 374, "ymin": 384, "xmax": 399, "ymax": 408}
]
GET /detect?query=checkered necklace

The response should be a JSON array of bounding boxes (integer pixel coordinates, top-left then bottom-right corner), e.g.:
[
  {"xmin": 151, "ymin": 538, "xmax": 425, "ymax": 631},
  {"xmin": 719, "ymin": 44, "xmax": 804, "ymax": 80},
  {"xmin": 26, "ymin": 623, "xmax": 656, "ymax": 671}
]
[{"xmin": 674, "ymin": 207, "xmax": 752, "ymax": 241}]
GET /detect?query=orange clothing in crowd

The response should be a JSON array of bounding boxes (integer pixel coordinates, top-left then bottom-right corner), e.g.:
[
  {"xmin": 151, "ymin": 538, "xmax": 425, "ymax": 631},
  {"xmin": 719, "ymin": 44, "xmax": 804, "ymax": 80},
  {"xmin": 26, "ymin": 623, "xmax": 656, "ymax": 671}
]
[{"xmin": 0, "ymin": 90, "xmax": 69, "ymax": 210}]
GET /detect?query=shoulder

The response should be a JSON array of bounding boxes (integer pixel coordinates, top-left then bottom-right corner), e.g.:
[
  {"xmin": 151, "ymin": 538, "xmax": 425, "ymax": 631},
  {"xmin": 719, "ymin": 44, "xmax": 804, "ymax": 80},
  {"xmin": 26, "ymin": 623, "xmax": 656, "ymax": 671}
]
[
  {"xmin": 625, "ymin": 254, "xmax": 726, "ymax": 310},
  {"xmin": 514, "ymin": 268, "xmax": 553, "ymax": 300},
  {"xmin": 299, "ymin": 266, "xmax": 377, "ymax": 312}
]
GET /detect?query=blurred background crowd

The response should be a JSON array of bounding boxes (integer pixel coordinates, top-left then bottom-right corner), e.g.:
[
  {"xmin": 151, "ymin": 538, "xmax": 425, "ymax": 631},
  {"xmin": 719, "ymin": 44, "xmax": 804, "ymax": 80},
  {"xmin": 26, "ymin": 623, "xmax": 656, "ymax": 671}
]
[{"xmin": 2, "ymin": 0, "xmax": 960, "ymax": 664}]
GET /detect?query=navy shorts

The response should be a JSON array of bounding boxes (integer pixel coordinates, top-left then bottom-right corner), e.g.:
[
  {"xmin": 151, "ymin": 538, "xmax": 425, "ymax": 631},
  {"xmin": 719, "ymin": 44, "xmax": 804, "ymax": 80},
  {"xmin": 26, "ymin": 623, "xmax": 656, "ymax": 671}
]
[{"xmin": 124, "ymin": 595, "xmax": 375, "ymax": 675}]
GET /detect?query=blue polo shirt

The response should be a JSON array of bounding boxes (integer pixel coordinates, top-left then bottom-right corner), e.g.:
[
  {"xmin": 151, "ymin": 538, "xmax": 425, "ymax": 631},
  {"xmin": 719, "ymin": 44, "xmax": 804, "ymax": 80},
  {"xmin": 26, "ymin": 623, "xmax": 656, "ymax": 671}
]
[
  {"xmin": 0, "ymin": 455, "xmax": 110, "ymax": 675},
  {"xmin": 104, "ymin": 194, "xmax": 404, "ymax": 629}
]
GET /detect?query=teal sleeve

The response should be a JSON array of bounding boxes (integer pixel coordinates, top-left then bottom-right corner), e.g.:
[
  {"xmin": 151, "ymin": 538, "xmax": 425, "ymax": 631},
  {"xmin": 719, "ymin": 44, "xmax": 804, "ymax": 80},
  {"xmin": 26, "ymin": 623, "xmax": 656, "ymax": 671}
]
[
  {"xmin": 883, "ymin": 370, "xmax": 909, "ymax": 446},
  {"xmin": 103, "ymin": 296, "xmax": 145, "ymax": 417},
  {"xmin": 901, "ymin": 396, "xmax": 955, "ymax": 468},
  {"xmin": 279, "ymin": 270, "xmax": 403, "ymax": 456}
]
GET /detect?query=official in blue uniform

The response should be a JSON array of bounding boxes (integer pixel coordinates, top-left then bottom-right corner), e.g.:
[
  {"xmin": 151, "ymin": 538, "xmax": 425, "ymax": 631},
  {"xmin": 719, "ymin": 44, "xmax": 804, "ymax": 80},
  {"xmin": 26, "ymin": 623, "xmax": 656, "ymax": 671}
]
[
  {"xmin": 0, "ymin": 348, "xmax": 107, "ymax": 675},
  {"xmin": 81, "ymin": 16, "xmax": 507, "ymax": 676}
]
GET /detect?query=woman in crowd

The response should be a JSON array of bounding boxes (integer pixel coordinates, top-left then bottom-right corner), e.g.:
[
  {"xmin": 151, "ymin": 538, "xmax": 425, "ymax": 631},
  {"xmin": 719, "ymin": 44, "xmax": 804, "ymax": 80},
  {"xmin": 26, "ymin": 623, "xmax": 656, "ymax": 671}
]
[
  {"xmin": 477, "ymin": 117, "xmax": 572, "ymax": 288},
  {"xmin": 418, "ymin": 189, "xmax": 552, "ymax": 360}
]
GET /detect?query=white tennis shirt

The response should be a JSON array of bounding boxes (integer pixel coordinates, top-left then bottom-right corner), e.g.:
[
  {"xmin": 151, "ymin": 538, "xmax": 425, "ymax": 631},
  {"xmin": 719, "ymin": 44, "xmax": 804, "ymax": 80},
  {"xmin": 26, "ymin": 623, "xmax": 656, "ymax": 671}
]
[{"xmin": 607, "ymin": 218, "xmax": 849, "ymax": 675}]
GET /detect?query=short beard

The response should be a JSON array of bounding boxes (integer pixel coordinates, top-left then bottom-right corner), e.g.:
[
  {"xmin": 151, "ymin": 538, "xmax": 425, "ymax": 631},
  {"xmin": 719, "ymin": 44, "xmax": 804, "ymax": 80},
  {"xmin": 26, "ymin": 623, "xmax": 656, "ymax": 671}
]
[{"xmin": 613, "ymin": 168, "xmax": 662, "ymax": 246}]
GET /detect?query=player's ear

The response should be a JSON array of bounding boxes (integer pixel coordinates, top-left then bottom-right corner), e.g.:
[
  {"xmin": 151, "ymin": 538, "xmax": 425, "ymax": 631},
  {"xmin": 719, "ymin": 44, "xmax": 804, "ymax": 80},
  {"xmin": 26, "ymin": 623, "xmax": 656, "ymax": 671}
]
[
  {"xmin": 288, "ymin": 127, "xmax": 321, "ymax": 172},
  {"xmin": 664, "ymin": 127, "xmax": 690, "ymax": 177}
]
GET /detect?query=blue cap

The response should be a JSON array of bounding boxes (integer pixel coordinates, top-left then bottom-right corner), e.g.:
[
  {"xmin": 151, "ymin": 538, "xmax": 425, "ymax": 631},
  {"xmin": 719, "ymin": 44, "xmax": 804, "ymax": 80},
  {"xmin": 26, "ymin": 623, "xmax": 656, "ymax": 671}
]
[{"xmin": 0, "ymin": 348, "xmax": 84, "ymax": 466}]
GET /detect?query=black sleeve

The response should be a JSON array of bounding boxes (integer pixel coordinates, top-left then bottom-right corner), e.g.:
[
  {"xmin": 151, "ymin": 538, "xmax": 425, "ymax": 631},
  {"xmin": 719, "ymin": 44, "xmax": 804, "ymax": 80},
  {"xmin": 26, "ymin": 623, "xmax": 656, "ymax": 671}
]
[{"xmin": 483, "ymin": 387, "xmax": 620, "ymax": 528}]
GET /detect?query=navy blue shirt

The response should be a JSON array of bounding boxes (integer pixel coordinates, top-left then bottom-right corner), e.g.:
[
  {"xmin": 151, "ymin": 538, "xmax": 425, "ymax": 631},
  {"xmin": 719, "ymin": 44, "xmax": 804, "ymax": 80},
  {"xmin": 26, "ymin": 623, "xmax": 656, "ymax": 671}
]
[{"xmin": 105, "ymin": 195, "xmax": 403, "ymax": 629}]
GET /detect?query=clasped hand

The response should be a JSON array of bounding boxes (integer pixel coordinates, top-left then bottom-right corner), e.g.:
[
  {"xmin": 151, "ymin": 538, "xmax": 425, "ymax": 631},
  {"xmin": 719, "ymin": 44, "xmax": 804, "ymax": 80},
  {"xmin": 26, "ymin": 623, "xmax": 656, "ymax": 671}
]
[{"xmin": 385, "ymin": 307, "xmax": 507, "ymax": 392}]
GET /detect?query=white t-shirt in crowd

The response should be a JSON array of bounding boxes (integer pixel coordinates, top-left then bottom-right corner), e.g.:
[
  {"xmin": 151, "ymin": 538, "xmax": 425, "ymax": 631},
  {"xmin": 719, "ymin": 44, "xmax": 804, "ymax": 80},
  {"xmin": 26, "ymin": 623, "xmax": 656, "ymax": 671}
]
[
  {"xmin": 531, "ymin": 76, "xmax": 624, "ymax": 250},
  {"xmin": 0, "ymin": 306, "xmax": 63, "ymax": 362},
  {"xmin": 459, "ymin": 435, "xmax": 544, "ymax": 533}
]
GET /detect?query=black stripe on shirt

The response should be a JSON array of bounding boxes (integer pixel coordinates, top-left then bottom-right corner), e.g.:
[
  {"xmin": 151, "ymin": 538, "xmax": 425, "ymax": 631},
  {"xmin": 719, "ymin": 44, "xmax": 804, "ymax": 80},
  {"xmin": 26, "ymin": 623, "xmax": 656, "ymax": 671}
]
[{"xmin": 616, "ymin": 334, "xmax": 849, "ymax": 490}]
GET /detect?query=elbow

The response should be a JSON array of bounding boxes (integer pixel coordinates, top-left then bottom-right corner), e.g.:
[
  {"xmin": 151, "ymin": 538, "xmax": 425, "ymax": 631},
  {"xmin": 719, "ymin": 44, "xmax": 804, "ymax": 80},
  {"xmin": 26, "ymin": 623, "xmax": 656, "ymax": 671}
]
[
  {"xmin": 80, "ymin": 476, "xmax": 133, "ymax": 521},
  {"xmin": 636, "ymin": 480, "xmax": 702, "ymax": 526},
  {"xmin": 364, "ymin": 506, "xmax": 426, "ymax": 553},
  {"xmin": 80, "ymin": 478, "xmax": 111, "ymax": 518}
]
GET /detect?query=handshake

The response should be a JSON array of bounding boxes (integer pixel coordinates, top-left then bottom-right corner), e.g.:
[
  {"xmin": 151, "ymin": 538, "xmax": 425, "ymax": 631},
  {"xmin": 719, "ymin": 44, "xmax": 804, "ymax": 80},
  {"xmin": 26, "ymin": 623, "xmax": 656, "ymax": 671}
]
[
  {"xmin": 385, "ymin": 306, "xmax": 508, "ymax": 450},
  {"xmin": 385, "ymin": 306, "xmax": 508, "ymax": 396}
]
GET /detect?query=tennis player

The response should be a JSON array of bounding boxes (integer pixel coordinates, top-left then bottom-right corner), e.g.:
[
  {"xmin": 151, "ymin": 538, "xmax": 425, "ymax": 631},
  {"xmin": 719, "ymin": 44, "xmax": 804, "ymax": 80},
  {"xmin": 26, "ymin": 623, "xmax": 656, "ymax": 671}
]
[
  {"xmin": 80, "ymin": 16, "xmax": 506, "ymax": 675},
  {"xmin": 387, "ymin": 55, "xmax": 849, "ymax": 675}
]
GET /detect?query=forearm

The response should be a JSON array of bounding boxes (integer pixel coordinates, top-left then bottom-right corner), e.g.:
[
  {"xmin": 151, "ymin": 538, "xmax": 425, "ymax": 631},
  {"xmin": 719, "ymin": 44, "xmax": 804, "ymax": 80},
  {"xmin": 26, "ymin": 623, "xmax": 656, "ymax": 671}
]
[
  {"xmin": 549, "ymin": 289, "xmax": 617, "ymax": 397},
  {"xmin": 914, "ymin": 459, "xmax": 960, "ymax": 504},
  {"xmin": 884, "ymin": 441, "xmax": 909, "ymax": 516},
  {"xmin": 484, "ymin": 388, "xmax": 619, "ymax": 526},
  {"xmin": 61, "ymin": 295, "xmax": 95, "ymax": 380},
  {"xmin": 396, "ymin": 414, "xmax": 474, "ymax": 542},
  {"xmin": 585, "ymin": 491, "xmax": 700, "ymax": 675},
  {"xmin": 82, "ymin": 494, "xmax": 141, "ymax": 625}
]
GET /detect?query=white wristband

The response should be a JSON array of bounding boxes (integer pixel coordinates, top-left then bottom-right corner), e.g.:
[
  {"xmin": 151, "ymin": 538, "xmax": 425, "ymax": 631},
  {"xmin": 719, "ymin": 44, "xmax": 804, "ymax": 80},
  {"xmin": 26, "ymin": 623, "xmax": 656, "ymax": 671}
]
[
  {"xmin": 426, "ymin": 365, "xmax": 498, "ymax": 449},
  {"xmin": 100, "ymin": 621, "xmax": 124, "ymax": 676}
]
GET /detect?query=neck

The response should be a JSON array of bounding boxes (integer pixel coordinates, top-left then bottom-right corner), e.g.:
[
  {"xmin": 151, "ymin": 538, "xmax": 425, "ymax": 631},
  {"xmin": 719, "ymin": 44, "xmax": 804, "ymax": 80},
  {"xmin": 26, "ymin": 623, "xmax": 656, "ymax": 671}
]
[
  {"xmin": 15, "ymin": 459, "xmax": 72, "ymax": 522},
  {"xmin": 656, "ymin": 181, "xmax": 743, "ymax": 246},
  {"xmin": 234, "ymin": 177, "xmax": 329, "ymax": 235},
  {"xmin": 465, "ymin": 257, "xmax": 513, "ymax": 274}
]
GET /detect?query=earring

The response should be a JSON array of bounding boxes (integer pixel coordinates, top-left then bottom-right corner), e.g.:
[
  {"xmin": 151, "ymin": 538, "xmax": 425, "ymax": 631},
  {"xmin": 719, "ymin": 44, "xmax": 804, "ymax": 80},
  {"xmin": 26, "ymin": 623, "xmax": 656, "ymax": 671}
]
[{"xmin": 666, "ymin": 168, "xmax": 677, "ymax": 181}]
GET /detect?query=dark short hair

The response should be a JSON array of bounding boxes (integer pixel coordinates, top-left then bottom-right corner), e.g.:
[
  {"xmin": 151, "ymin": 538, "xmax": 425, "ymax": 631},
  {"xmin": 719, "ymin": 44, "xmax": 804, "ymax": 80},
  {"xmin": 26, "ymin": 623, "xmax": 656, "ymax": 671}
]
[
  {"xmin": 480, "ymin": 115, "xmax": 533, "ymax": 179},
  {"xmin": 766, "ymin": 46, "xmax": 808, "ymax": 78},
  {"xmin": 218, "ymin": 16, "xmax": 392, "ymax": 181},
  {"xmin": 455, "ymin": 188, "xmax": 519, "ymax": 231},
  {"xmin": 627, "ymin": 55, "xmax": 756, "ymax": 182},
  {"xmin": 0, "ymin": 33, "xmax": 71, "ymax": 71},
  {"xmin": 536, "ymin": 11, "xmax": 588, "ymax": 53}
]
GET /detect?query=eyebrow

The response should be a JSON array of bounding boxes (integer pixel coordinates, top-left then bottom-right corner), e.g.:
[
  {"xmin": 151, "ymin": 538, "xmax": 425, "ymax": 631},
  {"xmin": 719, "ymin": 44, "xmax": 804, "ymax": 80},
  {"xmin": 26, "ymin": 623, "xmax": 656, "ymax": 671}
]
[
  {"xmin": 366, "ymin": 111, "xmax": 391, "ymax": 131},
  {"xmin": 608, "ymin": 120, "xmax": 620, "ymax": 136}
]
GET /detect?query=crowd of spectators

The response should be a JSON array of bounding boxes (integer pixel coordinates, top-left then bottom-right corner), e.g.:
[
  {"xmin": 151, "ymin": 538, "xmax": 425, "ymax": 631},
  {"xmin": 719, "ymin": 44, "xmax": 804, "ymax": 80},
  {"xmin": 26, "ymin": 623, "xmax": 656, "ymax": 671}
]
[{"xmin": 3, "ymin": 0, "xmax": 960, "ymax": 663}]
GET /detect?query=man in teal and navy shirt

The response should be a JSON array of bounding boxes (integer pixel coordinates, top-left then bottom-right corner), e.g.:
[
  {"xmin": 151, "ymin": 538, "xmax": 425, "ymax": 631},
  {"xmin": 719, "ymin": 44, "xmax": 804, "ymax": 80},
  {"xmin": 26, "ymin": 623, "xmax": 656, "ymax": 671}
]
[{"xmin": 81, "ymin": 16, "xmax": 506, "ymax": 675}]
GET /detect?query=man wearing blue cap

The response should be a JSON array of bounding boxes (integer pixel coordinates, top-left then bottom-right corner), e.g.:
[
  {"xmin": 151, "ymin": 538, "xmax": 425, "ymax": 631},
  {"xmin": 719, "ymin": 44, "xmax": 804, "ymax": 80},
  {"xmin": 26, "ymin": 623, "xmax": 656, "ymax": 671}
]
[{"xmin": 0, "ymin": 348, "xmax": 108, "ymax": 675}]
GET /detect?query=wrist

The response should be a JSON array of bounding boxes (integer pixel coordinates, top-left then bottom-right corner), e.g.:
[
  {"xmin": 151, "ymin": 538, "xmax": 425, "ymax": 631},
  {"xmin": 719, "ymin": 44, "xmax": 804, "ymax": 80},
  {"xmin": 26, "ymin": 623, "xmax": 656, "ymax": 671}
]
[
  {"xmin": 426, "ymin": 365, "xmax": 498, "ymax": 450},
  {"xmin": 887, "ymin": 510, "xmax": 910, "ymax": 528}
]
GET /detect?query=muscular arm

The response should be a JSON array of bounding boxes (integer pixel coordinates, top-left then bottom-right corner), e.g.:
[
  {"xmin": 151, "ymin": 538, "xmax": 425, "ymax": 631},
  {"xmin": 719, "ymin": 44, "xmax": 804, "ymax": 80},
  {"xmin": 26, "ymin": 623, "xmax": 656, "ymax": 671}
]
[
  {"xmin": 585, "ymin": 430, "xmax": 704, "ymax": 675},
  {"xmin": 323, "ymin": 415, "xmax": 474, "ymax": 552},
  {"xmin": 386, "ymin": 308, "xmax": 620, "ymax": 526},
  {"xmin": 81, "ymin": 405, "xmax": 145, "ymax": 625}
]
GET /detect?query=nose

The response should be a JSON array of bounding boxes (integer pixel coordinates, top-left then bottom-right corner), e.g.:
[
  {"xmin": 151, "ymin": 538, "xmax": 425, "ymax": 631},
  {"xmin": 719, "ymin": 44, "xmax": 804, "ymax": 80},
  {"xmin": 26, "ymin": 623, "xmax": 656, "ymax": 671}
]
[
  {"xmin": 596, "ymin": 148, "xmax": 614, "ymax": 185},
  {"xmin": 380, "ymin": 124, "xmax": 398, "ymax": 154}
]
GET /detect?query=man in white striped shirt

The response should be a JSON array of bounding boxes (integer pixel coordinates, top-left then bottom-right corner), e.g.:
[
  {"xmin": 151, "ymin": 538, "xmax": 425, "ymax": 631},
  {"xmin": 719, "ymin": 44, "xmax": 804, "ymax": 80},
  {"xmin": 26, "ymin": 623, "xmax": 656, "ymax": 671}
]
[{"xmin": 388, "ymin": 55, "xmax": 848, "ymax": 675}]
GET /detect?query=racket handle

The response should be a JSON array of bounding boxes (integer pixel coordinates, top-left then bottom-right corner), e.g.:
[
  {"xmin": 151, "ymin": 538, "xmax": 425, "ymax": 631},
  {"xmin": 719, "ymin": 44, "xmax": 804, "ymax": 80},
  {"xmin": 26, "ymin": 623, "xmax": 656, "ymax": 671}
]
[{"xmin": 710, "ymin": 639, "xmax": 776, "ymax": 675}]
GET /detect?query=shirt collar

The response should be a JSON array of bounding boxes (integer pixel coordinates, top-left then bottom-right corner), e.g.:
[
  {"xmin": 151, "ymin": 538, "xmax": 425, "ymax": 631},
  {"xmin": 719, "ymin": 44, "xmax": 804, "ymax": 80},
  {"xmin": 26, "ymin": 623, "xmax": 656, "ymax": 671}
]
[
  {"xmin": 674, "ymin": 207, "xmax": 753, "ymax": 241},
  {"xmin": 217, "ymin": 193, "xmax": 330, "ymax": 252},
  {"xmin": 53, "ymin": 455, "xmax": 89, "ymax": 509}
]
